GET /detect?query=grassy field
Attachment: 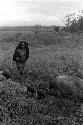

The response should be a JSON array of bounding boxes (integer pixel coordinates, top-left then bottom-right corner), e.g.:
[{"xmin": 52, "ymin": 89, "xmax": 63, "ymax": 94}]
[{"xmin": 0, "ymin": 29, "xmax": 83, "ymax": 124}]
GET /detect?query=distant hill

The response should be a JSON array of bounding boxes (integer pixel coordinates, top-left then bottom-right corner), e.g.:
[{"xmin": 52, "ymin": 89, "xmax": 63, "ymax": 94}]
[{"xmin": 0, "ymin": 25, "xmax": 56, "ymax": 32}]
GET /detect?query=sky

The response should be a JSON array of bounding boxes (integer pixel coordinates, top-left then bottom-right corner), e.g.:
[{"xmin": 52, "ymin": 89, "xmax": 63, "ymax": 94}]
[{"xmin": 0, "ymin": 0, "xmax": 82, "ymax": 26}]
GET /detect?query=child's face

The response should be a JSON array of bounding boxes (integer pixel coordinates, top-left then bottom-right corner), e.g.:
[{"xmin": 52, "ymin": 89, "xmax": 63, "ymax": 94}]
[{"xmin": 21, "ymin": 42, "xmax": 25, "ymax": 48}]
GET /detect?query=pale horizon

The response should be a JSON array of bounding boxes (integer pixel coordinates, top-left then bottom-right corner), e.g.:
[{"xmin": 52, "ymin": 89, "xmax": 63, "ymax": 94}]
[{"xmin": 0, "ymin": 0, "xmax": 82, "ymax": 26}]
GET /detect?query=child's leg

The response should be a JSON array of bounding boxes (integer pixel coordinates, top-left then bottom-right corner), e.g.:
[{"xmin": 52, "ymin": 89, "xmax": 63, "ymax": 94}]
[
  {"xmin": 20, "ymin": 63, "xmax": 25, "ymax": 76},
  {"xmin": 19, "ymin": 63, "xmax": 25, "ymax": 84}
]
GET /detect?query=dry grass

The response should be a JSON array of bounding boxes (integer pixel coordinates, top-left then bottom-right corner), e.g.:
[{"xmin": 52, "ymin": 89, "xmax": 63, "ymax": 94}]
[{"xmin": 0, "ymin": 30, "xmax": 83, "ymax": 124}]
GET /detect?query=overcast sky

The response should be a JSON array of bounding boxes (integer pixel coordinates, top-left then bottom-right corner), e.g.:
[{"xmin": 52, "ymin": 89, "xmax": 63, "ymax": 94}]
[{"xmin": 0, "ymin": 0, "xmax": 82, "ymax": 26}]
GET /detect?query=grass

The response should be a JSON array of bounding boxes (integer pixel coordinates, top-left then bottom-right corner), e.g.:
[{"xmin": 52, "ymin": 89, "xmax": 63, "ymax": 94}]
[{"xmin": 0, "ymin": 29, "xmax": 83, "ymax": 124}]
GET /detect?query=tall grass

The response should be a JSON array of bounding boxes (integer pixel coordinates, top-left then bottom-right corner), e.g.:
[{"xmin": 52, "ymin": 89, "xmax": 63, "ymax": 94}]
[{"xmin": 0, "ymin": 29, "xmax": 82, "ymax": 124}]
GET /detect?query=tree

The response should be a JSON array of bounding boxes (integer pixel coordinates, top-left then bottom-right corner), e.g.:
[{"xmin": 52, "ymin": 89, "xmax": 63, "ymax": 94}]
[
  {"xmin": 78, "ymin": 16, "xmax": 83, "ymax": 31},
  {"xmin": 69, "ymin": 21, "xmax": 78, "ymax": 33},
  {"xmin": 64, "ymin": 11, "xmax": 83, "ymax": 33}
]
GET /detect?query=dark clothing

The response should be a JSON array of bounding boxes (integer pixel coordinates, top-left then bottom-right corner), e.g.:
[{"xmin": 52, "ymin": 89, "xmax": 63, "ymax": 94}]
[
  {"xmin": 13, "ymin": 41, "xmax": 29, "ymax": 77},
  {"xmin": 13, "ymin": 42, "xmax": 29, "ymax": 64}
]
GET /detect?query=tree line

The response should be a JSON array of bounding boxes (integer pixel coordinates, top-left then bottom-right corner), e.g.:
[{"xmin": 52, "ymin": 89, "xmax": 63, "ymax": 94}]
[{"xmin": 64, "ymin": 10, "xmax": 83, "ymax": 33}]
